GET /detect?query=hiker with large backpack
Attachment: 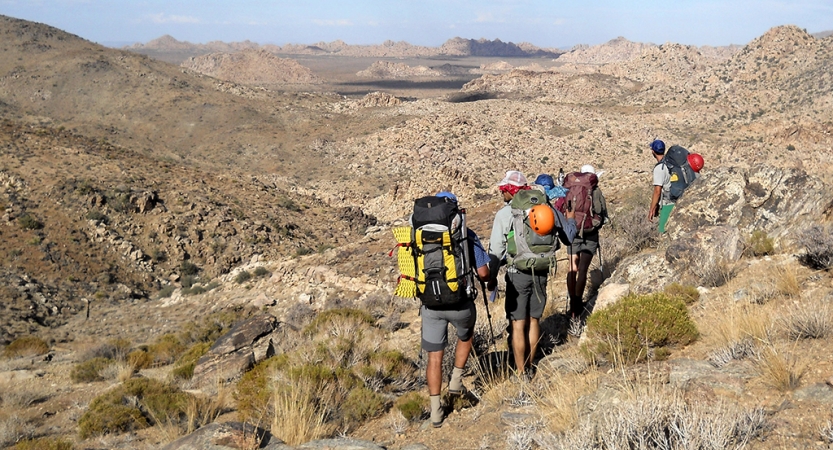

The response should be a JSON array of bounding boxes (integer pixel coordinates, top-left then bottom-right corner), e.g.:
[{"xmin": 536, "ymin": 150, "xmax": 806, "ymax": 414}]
[
  {"xmin": 555, "ymin": 164, "xmax": 608, "ymax": 320},
  {"xmin": 392, "ymin": 191, "xmax": 490, "ymax": 428},
  {"xmin": 647, "ymin": 139, "xmax": 700, "ymax": 233},
  {"xmin": 489, "ymin": 170, "xmax": 576, "ymax": 380}
]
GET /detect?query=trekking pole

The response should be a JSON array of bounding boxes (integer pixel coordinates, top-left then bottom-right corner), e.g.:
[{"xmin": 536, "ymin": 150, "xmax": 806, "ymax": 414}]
[
  {"xmin": 478, "ymin": 279, "xmax": 499, "ymax": 355},
  {"xmin": 597, "ymin": 243, "xmax": 604, "ymax": 274}
]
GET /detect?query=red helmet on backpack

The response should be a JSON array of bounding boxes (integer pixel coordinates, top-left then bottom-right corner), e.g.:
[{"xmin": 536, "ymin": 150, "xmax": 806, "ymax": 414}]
[{"xmin": 687, "ymin": 153, "xmax": 704, "ymax": 173}]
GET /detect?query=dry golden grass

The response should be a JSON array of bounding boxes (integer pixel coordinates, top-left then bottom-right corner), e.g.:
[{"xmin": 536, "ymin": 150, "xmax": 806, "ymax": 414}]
[
  {"xmin": 703, "ymin": 299, "xmax": 772, "ymax": 348},
  {"xmin": 775, "ymin": 264, "xmax": 801, "ymax": 298},
  {"xmin": 779, "ymin": 297, "xmax": 833, "ymax": 340},
  {"xmin": 754, "ymin": 344, "xmax": 808, "ymax": 392},
  {"xmin": 270, "ymin": 374, "xmax": 329, "ymax": 446},
  {"xmin": 531, "ymin": 356, "xmax": 599, "ymax": 433}
]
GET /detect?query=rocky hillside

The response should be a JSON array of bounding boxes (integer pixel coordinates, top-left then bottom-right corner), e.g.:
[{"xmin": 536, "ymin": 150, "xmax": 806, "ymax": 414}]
[
  {"xmin": 356, "ymin": 61, "xmax": 444, "ymax": 78},
  {"xmin": 181, "ymin": 49, "xmax": 321, "ymax": 84}
]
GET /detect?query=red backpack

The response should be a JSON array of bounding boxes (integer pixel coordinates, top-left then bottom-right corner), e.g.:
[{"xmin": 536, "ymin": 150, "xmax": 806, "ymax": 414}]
[{"xmin": 555, "ymin": 172, "xmax": 603, "ymax": 235}]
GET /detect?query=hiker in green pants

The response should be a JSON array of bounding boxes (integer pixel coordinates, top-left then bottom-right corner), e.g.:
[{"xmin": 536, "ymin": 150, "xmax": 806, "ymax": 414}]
[{"xmin": 648, "ymin": 139, "xmax": 674, "ymax": 233}]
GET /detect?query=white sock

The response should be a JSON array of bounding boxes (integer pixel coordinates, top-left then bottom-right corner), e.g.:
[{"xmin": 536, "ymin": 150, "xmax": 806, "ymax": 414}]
[
  {"xmin": 430, "ymin": 395, "xmax": 443, "ymax": 423},
  {"xmin": 449, "ymin": 366, "xmax": 465, "ymax": 391}
]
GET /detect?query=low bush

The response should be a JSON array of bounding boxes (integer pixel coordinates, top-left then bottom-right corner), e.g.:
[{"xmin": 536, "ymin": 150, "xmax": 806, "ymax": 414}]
[
  {"xmin": 180, "ymin": 260, "xmax": 199, "ymax": 276},
  {"xmin": 663, "ymin": 282, "xmax": 700, "ymax": 305},
  {"xmin": 234, "ymin": 271, "xmax": 252, "ymax": 284},
  {"xmin": 253, "ymin": 266, "xmax": 271, "ymax": 277},
  {"xmin": 70, "ymin": 357, "xmax": 112, "ymax": 383},
  {"xmin": 85, "ymin": 210, "xmax": 109, "ymax": 225},
  {"xmin": 156, "ymin": 285, "xmax": 176, "ymax": 299},
  {"xmin": 171, "ymin": 342, "xmax": 211, "ymax": 380},
  {"xmin": 747, "ymin": 229, "xmax": 774, "ymax": 256},
  {"xmin": 395, "ymin": 391, "xmax": 427, "ymax": 421},
  {"xmin": 10, "ymin": 437, "xmax": 73, "ymax": 450},
  {"xmin": 18, "ymin": 213, "xmax": 43, "ymax": 230},
  {"xmin": 147, "ymin": 334, "xmax": 186, "ymax": 366},
  {"xmin": 798, "ymin": 225, "xmax": 833, "ymax": 270},
  {"xmin": 78, "ymin": 378, "xmax": 191, "ymax": 439},
  {"xmin": 583, "ymin": 293, "xmax": 699, "ymax": 365},
  {"xmin": 3, "ymin": 336, "xmax": 49, "ymax": 358},
  {"xmin": 341, "ymin": 387, "xmax": 387, "ymax": 423}
]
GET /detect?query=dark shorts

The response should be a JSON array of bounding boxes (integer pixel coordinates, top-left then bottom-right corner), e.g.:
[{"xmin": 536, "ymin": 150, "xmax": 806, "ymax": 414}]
[
  {"xmin": 505, "ymin": 271, "xmax": 548, "ymax": 321},
  {"xmin": 569, "ymin": 230, "xmax": 599, "ymax": 255},
  {"xmin": 421, "ymin": 301, "xmax": 476, "ymax": 352}
]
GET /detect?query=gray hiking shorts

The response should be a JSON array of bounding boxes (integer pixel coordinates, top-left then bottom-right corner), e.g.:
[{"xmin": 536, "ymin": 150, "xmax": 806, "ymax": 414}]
[
  {"xmin": 569, "ymin": 230, "xmax": 599, "ymax": 255},
  {"xmin": 505, "ymin": 271, "xmax": 548, "ymax": 321},
  {"xmin": 421, "ymin": 301, "xmax": 476, "ymax": 352}
]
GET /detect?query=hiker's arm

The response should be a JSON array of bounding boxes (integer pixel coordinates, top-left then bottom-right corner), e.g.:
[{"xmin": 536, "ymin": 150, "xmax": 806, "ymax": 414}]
[
  {"xmin": 476, "ymin": 265, "xmax": 490, "ymax": 282},
  {"xmin": 468, "ymin": 230, "xmax": 492, "ymax": 282},
  {"xmin": 488, "ymin": 209, "xmax": 508, "ymax": 261},
  {"xmin": 648, "ymin": 185, "xmax": 662, "ymax": 221},
  {"xmin": 554, "ymin": 208, "xmax": 577, "ymax": 245}
]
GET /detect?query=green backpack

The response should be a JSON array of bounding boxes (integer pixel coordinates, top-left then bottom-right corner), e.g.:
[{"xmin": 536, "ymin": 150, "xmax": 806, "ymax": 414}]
[{"xmin": 506, "ymin": 189, "xmax": 559, "ymax": 272}]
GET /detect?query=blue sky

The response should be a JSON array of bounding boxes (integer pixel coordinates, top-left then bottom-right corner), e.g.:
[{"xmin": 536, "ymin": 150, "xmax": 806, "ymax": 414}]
[{"xmin": 1, "ymin": 0, "xmax": 831, "ymax": 49}]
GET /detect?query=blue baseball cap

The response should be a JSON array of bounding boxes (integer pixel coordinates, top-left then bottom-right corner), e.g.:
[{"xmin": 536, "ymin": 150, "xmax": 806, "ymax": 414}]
[
  {"xmin": 436, "ymin": 191, "xmax": 457, "ymax": 202},
  {"xmin": 534, "ymin": 174, "xmax": 555, "ymax": 189},
  {"xmin": 650, "ymin": 139, "xmax": 666, "ymax": 154}
]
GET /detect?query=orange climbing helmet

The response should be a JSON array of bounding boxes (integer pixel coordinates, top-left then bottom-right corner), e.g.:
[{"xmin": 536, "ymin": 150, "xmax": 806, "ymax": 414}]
[
  {"xmin": 528, "ymin": 204, "xmax": 555, "ymax": 236},
  {"xmin": 688, "ymin": 153, "xmax": 705, "ymax": 173}
]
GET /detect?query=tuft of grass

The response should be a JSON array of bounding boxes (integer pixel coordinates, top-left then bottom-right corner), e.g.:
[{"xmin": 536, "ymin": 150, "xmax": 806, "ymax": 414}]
[
  {"xmin": 583, "ymin": 293, "xmax": 699, "ymax": 365},
  {"xmin": 531, "ymin": 360, "xmax": 599, "ymax": 433},
  {"xmin": 271, "ymin": 374, "xmax": 329, "ymax": 446},
  {"xmin": 775, "ymin": 265, "xmax": 801, "ymax": 297},
  {"xmin": 780, "ymin": 300, "xmax": 832, "ymax": 340},
  {"xmin": 754, "ymin": 345, "xmax": 807, "ymax": 392},
  {"xmin": 663, "ymin": 282, "xmax": 700, "ymax": 305},
  {"xmin": 705, "ymin": 302, "xmax": 771, "ymax": 367},
  {"xmin": 746, "ymin": 229, "xmax": 774, "ymax": 256},
  {"xmin": 3, "ymin": 336, "xmax": 49, "ymax": 359},
  {"xmin": 156, "ymin": 285, "xmax": 176, "ymax": 299},
  {"xmin": 0, "ymin": 380, "xmax": 47, "ymax": 408},
  {"xmin": 797, "ymin": 225, "xmax": 833, "ymax": 270}
]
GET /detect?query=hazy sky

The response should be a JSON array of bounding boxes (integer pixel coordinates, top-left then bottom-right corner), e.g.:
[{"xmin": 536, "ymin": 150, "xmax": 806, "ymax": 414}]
[{"xmin": 1, "ymin": 0, "xmax": 831, "ymax": 49}]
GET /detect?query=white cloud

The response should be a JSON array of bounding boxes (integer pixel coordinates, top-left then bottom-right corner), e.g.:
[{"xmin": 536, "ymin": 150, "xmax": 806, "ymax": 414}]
[
  {"xmin": 147, "ymin": 13, "xmax": 200, "ymax": 24},
  {"xmin": 312, "ymin": 19, "xmax": 353, "ymax": 27},
  {"xmin": 474, "ymin": 12, "xmax": 504, "ymax": 23}
]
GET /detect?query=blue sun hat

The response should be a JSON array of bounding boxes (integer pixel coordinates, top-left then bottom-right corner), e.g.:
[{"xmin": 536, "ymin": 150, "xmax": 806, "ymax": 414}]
[
  {"xmin": 534, "ymin": 174, "xmax": 555, "ymax": 190},
  {"xmin": 650, "ymin": 139, "xmax": 666, "ymax": 154},
  {"xmin": 436, "ymin": 191, "xmax": 457, "ymax": 202}
]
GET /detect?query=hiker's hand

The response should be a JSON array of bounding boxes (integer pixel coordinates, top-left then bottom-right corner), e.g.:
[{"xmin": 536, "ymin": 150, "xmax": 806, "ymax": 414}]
[
  {"xmin": 487, "ymin": 278, "xmax": 497, "ymax": 291},
  {"xmin": 565, "ymin": 200, "xmax": 576, "ymax": 220},
  {"xmin": 647, "ymin": 207, "xmax": 656, "ymax": 222}
]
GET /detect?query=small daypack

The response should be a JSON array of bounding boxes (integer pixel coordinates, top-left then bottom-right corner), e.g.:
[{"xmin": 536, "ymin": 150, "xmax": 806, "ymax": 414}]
[
  {"xmin": 661, "ymin": 145, "xmax": 698, "ymax": 201},
  {"xmin": 555, "ymin": 172, "xmax": 605, "ymax": 236},
  {"xmin": 506, "ymin": 189, "xmax": 559, "ymax": 272},
  {"xmin": 391, "ymin": 196, "xmax": 475, "ymax": 308}
]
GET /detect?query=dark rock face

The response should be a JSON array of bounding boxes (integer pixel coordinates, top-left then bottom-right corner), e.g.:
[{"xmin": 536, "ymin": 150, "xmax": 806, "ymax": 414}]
[{"xmin": 191, "ymin": 313, "xmax": 281, "ymax": 388}]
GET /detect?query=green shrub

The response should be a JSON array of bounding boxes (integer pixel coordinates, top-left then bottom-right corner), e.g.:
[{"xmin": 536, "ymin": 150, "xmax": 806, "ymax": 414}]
[
  {"xmin": 70, "ymin": 357, "xmax": 112, "ymax": 383},
  {"xmin": 171, "ymin": 342, "xmax": 211, "ymax": 380},
  {"xmin": 181, "ymin": 285, "xmax": 206, "ymax": 296},
  {"xmin": 18, "ymin": 213, "xmax": 43, "ymax": 230},
  {"xmin": 3, "ymin": 335, "xmax": 49, "ymax": 358},
  {"xmin": 253, "ymin": 266, "xmax": 271, "ymax": 277},
  {"xmin": 181, "ymin": 275, "xmax": 196, "ymax": 289},
  {"xmin": 147, "ymin": 334, "xmax": 186, "ymax": 366},
  {"xmin": 341, "ymin": 386, "xmax": 387, "ymax": 423},
  {"xmin": 180, "ymin": 260, "xmax": 199, "ymax": 276},
  {"xmin": 156, "ymin": 285, "xmax": 176, "ymax": 299},
  {"xmin": 11, "ymin": 437, "xmax": 74, "ymax": 450},
  {"xmin": 295, "ymin": 247, "xmax": 313, "ymax": 257},
  {"xmin": 235, "ymin": 355, "xmax": 289, "ymax": 422},
  {"xmin": 748, "ymin": 229, "xmax": 775, "ymax": 256},
  {"xmin": 663, "ymin": 283, "xmax": 700, "ymax": 305},
  {"xmin": 234, "ymin": 271, "xmax": 252, "ymax": 284},
  {"xmin": 128, "ymin": 349, "xmax": 153, "ymax": 370},
  {"xmin": 584, "ymin": 293, "xmax": 699, "ymax": 365},
  {"xmin": 85, "ymin": 210, "xmax": 109, "ymax": 224},
  {"xmin": 78, "ymin": 378, "xmax": 191, "ymax": 439},
  {"xmin": 395, "ymin": 391, "xmax": 427, "ymax": 420}
]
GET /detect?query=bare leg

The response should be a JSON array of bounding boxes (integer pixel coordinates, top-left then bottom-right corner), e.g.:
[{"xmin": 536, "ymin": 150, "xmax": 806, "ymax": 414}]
[
  {"xmin": 528, "ymin": 317, "xmax": 541, "ymax": 368},
  {"xmin": 511, "ymin": 319, "xmax": 529, "ymax": 374},
  {"xmin": 454, "ymin": 336, "xmax": 473, "ymax": 369},
  {"xmin": 574, "ymin": 252, "xmax": 593, "ymax": 314},
  {"xmin": 427, "ymin": 350, "xmax": 444, "ymax": 395}
]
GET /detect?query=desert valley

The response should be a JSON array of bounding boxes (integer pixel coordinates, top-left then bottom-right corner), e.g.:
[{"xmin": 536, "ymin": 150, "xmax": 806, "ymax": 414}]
[{"xmin": 1, "ymin": 13, "xmax": 833, "ymax": 450}]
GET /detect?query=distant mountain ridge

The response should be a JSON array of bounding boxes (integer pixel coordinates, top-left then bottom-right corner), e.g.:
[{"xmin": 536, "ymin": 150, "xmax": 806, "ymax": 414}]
[{"xmin": 128, "ymin": 35, "xmax": 563, "ymax": 58}]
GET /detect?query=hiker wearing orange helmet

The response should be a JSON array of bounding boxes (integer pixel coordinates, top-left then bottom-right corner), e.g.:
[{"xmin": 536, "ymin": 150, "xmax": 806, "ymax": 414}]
[{"xmin": 489, "ymin": 170, "xmax": 576, "ymax": 380}]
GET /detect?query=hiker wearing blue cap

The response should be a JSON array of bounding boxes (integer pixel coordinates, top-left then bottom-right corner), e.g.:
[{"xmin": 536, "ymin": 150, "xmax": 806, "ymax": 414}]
[
  {"xmin": 419, "ymin": 191, "xmax": 491, "ymax": 428},
  {"xmin": 648, "ymin": 139, "xmax": 673, "ymax": 233}
]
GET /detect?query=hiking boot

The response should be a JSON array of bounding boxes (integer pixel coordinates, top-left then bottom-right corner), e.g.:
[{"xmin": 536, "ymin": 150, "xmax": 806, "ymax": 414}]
[
  {"xmin": 430, "ymin": 395, "xmax": 444, "ymax": 428},
  {"xmin": 448, "ymin": 384, "xmax": 467, "ymax": 395}
]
